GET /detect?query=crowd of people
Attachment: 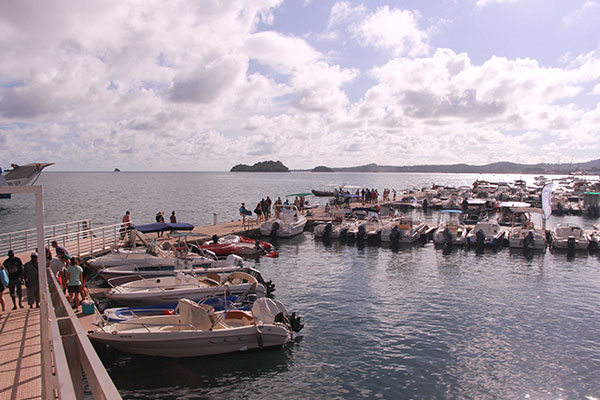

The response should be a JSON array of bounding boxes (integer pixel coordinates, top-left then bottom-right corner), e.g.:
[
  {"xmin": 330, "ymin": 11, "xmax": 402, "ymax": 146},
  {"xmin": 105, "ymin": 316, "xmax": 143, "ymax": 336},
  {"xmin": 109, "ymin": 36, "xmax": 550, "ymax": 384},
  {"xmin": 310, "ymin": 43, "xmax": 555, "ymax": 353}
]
[{"xmin": 0, "ymin": 239, "xmax": 95, "ymax": 313}]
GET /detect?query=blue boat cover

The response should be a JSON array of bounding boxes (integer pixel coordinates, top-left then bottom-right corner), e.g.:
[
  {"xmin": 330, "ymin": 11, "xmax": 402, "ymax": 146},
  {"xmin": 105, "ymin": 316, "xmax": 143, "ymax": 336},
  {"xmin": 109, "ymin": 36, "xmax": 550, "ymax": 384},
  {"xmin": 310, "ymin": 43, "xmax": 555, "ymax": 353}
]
[{"xmin": 133, "ymin": 222, "xmax": 194, "ymax": 233}]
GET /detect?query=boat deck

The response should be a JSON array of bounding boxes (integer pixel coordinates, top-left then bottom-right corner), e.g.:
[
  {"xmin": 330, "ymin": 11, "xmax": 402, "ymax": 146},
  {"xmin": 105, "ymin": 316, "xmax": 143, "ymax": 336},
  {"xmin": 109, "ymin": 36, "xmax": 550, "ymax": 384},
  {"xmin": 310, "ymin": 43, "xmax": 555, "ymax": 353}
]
[{"xmin": 0, "ymin": 291, "xmax": 42, "ymax": 400}]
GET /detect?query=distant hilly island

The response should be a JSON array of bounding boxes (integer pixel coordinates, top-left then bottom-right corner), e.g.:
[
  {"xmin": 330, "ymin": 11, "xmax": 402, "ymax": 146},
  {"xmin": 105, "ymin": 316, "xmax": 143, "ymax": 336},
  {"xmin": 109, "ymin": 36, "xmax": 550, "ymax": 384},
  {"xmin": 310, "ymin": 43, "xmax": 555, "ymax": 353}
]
[{"xmin": 232, "ymin": 159, "xmax": 600, "ymax": 174}]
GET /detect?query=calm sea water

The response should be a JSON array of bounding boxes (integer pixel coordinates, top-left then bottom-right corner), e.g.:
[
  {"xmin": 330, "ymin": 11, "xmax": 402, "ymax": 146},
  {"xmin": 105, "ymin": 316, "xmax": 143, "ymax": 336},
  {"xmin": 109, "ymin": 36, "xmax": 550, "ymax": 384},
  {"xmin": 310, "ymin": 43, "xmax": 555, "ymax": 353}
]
[{"xmin": 2, "ymin": 172, "xmax": 600, "ymax": 399}]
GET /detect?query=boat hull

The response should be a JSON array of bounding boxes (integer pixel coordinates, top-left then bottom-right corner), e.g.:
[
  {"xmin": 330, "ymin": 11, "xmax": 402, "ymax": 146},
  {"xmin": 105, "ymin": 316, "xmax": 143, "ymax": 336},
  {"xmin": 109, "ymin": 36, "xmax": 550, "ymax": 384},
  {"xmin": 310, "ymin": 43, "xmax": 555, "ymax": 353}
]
[{"xmin": 90, "ymin": 324, "xmax": 289, "ymax": 357}]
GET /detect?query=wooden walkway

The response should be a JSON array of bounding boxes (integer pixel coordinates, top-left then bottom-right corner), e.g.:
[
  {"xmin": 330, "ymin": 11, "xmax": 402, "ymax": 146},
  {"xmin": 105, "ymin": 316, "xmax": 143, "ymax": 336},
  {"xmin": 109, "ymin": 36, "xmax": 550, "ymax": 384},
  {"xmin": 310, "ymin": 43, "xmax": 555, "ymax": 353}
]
[{"xmin": 0, "ymin": 291, "xmax": 41, "ymax": 400}]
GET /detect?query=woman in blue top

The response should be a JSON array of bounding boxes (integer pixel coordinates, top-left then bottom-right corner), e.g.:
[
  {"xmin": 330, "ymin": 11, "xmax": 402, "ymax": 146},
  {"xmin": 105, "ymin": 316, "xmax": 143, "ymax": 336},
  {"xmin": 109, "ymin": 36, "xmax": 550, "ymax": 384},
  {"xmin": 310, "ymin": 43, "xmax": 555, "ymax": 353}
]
[{"xmin": 66, "ymin": 257, "xmax": 83, "ymax": 312}]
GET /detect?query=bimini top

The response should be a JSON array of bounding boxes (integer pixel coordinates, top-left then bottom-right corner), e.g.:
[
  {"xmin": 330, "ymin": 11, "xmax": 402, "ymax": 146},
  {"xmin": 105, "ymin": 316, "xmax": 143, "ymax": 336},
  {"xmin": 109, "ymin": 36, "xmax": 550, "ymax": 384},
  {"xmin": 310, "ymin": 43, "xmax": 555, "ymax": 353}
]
[
  {"xmin": 132, "ymin": 222, "xmax": 194, "ymax": 233},
  {"xmin": 512, "ymin": 207, "xmax": 543, "ymax": 214},
  {"xmin": 440, "ymin": 209, "xmax": 463, "ymax": 214},
  {"xmin": 498, "ymin": 201, "xmax": 530, "ymax": 208}
]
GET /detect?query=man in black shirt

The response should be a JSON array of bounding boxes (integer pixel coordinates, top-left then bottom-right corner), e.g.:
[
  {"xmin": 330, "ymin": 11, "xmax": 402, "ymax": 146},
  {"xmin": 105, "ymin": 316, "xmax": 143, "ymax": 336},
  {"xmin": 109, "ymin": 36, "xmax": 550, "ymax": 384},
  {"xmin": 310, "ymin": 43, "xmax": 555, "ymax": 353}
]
[{"xmin": 3, "ymin": 250, "xmax": 23, "ymax": 310}]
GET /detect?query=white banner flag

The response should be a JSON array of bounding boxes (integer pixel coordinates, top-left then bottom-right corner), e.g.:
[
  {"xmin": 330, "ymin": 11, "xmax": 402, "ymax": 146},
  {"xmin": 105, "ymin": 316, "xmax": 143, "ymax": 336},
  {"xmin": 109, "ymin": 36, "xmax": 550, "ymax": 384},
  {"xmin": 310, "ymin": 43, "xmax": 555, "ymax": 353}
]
[{"xmin": 541, "ymin": 183, "xmax": 553, "ymax": 220}]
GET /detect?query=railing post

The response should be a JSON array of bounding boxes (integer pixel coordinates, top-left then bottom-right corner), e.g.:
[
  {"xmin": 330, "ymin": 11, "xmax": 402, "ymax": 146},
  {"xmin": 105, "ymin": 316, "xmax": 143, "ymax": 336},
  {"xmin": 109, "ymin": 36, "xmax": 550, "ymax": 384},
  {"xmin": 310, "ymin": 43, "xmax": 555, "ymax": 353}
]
[
  {"xmin": 9, "ymin": 233, "xmax": 12, "ymax": 250},
  {"xmin": 90, "ymin": 231, "xmax": 93, "ymax": 256},
  {"xmin": 25, "ymin": 231, "xmax": 28, "ymax": 252},
  {"xmin": 102, "ymin": 227, "xmax": 105, "ymax": 250}
]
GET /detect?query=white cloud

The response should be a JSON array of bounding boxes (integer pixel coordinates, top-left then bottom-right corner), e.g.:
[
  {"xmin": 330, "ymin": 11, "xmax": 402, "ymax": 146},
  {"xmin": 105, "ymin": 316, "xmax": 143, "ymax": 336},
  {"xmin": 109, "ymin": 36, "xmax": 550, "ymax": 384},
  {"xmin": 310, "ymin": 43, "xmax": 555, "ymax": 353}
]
[
  {"xmin": 475, "ymin": 0, "xmax": 520, "ymax": 8},
  {"xmin": 563, "ymin": 0, "xmax": 600, "ymax": 26},
  {"xmin": 352, "ymin": 6, "xmax": 428, "ymax": 57}
]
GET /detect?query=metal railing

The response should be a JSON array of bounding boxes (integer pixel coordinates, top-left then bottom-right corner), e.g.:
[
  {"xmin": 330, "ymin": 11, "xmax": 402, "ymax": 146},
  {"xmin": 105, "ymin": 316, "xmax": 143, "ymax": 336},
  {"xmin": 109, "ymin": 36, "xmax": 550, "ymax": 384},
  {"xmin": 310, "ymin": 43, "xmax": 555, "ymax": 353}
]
[
  {"xmin": 46, "ymin": 222, "xmax": 124, "ymax": 258},
  {"xmin": 41, "ymin": 264, "xmax": 122, "ymax": 399},
  {"xmin": 0, "ymin": 219, "xmax": 92, "ymax": 255}
]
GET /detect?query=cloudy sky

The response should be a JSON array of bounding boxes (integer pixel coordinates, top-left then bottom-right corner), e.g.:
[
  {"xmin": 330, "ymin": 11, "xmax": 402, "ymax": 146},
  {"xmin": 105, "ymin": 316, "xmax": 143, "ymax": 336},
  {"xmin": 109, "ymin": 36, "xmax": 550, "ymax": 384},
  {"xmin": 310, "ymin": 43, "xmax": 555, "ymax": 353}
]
[{"xmin": 1, "ymin": 0, "xmax": 600, "ymax": 171}]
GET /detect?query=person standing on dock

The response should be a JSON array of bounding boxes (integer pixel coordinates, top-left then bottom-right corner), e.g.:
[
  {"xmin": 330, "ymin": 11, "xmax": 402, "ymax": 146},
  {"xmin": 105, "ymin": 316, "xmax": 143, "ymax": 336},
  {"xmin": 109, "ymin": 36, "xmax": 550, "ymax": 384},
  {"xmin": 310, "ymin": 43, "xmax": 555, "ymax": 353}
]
[
  {"xmin": 3, "ymin": 250, "xmax": 23, "ymax": 310},
  {"xmin": 66, "ymin": 257, "xmax": 83, "ymax": 312},
  {"xmin": 170, "ymin": 211, "xmax": 177, "ymax": 223},
  {"xmin": 155, "ymin": 211, "xmax": 165, "ymax": 237},
  {"xmin": 23, "ymin": 253, "xmax": 40, "ymax": 308},
  {"xmin": 121, "ymin": 210, "xmax": 132, "ymax": 240}
]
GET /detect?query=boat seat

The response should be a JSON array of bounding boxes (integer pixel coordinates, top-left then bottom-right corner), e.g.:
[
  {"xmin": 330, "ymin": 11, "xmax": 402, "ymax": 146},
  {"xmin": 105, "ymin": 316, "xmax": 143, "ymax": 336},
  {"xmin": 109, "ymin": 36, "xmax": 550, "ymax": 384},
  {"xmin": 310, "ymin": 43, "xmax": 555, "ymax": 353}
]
[
  {"xmin": 178, "ymin": 299, "xmax": 213, "ymax": 330},
  {"xmin": 206, "ymin": 272, "xmax": 221, "ymax": 283},
  {"xmin": 397, "ymin": 225, "xmax": 410, "ymax": 230}
]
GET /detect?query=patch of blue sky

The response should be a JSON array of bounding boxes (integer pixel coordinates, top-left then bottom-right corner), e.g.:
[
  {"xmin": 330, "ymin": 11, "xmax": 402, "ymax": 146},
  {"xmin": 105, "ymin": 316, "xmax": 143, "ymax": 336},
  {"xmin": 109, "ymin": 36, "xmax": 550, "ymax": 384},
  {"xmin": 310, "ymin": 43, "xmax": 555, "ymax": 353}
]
[
  {"xmin": 139, "ymin": 80, "xmax": 170, "ymax": 94},
  {"xmin": 247, "ymin": 59, "xmax": 288, "ymax": 83},
  {"xmin": 1, "ymin": 82, "xmax": 25, "ymax": 89},
  {"xmin": 0, "ymin": 122, "xmax": 28, "ymax": 130}
]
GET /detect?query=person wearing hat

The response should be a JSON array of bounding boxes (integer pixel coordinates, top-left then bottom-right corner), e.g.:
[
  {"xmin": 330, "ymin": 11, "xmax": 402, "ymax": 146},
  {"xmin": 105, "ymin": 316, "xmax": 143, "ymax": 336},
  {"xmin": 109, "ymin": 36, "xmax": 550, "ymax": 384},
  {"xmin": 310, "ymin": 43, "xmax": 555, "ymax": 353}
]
[
  {"xmin": 2, "ymin": 250, "xmax": 23, "ymax": 310},
  {"xmin": 23, "ymin": 253, "xmax": 40, "ymax": 308}
]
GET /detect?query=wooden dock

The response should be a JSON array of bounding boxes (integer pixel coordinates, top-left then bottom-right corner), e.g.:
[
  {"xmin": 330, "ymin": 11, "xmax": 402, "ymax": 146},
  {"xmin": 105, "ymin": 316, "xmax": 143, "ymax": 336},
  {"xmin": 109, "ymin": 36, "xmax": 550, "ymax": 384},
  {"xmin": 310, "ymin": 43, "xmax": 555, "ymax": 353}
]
[{"xmin": 0, "ymin": 291, "xmax": 42, "ymax": 400}]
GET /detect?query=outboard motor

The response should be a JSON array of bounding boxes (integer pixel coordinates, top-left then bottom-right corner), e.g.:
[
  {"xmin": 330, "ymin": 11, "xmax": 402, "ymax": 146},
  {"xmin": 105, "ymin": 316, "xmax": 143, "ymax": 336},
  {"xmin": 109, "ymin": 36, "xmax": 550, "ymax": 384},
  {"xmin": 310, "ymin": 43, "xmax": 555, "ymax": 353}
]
[
  {"xmin": 390, "ymin": 226, "xmax": 401, "ymax": 247},
  {"xmin": 475, "ymin": 229, "xmax": 486, "ymax": 253},
  {"xmin": 443, "ymin": 227, "xmax": 453, "ymax": 253},
  {"xmin": 443, "ymin": 227, "xmax": 453, "ymax": 246},
  {"xmin": 523, "ymin": 231, "xmax": 535, "ymax": 251},
  {"xmin": 589, "ymin": 240, "xmax": 598, "ymax": 254},
  {"xmin": 274, "ymin": 312, "xmax": 304, "ymax": 333},
  {"xmin": 357, "ymin": 224, "xmax": 366, "ymax": 241},
  {"xmin": 270, "ymin": 221, "xmax": 280, "ymax": 238},
  {"xmin": 567, "ymin": 236, "xmax": 576, "ymax": 256},
  {"xmin": 211, "ymin": 234, "xmax": 219, "ymax": 244},
  {"xmin": 323, "ymin": 223, "xmax": 333, "ymax": 241}
]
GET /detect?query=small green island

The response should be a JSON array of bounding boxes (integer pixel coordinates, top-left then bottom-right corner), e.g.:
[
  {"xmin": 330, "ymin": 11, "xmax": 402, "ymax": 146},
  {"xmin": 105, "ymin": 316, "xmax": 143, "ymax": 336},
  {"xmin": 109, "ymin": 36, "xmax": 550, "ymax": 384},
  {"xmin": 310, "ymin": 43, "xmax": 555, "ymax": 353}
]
[
  {"xmin": 312, "ymin": 166, "xmax": 334, "ymax": 172},
  {"xmin": 230, "ymin": 160, "xmax": 290, "ymax": 172}
]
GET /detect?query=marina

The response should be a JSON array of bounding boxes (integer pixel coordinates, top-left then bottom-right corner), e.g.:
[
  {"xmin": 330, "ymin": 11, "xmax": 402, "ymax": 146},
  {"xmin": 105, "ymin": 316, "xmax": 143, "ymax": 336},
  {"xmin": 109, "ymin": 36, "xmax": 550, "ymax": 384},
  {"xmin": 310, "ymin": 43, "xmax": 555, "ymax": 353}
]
[{"xmin": 0, "ymin": 171, "xmax": 600, "ymax": 398}]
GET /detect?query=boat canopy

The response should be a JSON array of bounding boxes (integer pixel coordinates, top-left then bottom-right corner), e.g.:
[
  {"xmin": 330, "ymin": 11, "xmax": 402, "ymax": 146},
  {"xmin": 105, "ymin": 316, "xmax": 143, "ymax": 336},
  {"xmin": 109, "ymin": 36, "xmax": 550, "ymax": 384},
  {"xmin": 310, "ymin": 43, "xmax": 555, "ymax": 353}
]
[
  {"xmin": 498, "ymin": 201, "xmax": 530, "ymax": 208},
  {"xmin": 466, "ymin": 199, "xmax": 487, "ymax": 205},
  {"xmin": 286, "ymin": 192, "xmax": 313, "ymax": 197},
  {"xmin": 513, "ymin": 207, "xmax": 543, "ymax": 214},
  {"xmin": 353, "ymin": 207, "xmax": 379, "ymax": 213},
  {"xmin": 133, "ymin": 222, "xmax": 194, "ymax": 233},
  {"xmin": 440, "ymin": 209, "xmax": 463, "ymax": 214}
]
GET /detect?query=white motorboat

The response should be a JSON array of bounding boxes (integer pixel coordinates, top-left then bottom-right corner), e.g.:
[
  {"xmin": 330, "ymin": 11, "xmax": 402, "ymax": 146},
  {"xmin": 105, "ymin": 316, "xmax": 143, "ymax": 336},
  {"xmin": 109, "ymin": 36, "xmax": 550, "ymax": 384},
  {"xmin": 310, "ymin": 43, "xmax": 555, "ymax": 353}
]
[
  {"xmin": 380, "ymin": 215, "xmax": 428, "ymax": 244},
  {"xmin": 260, "ymin": 205, "xmax": 307, "ymax": 237},
  {"xmin": 345, "ymin": 208, "xmax": 382, "ymax": 241},
  {"xmin": 313, "ymin": 211, "xmax": 355, "ymax": 239},
  {"xmin": 466, "ymin": 220, "xmax": 505, "ymax": 246},
  {"xmin": 507, "ymin": 208, "xmax": 547, "ymax": 250},
  {"xmin": 89, "ymin": 298, "xmax": 302, "ymax": 358},
  {"xmin": 97, "ymin": 252, "xmax": 245, "ymax": 281},
  {"xmin": 432, "ymin": 210, "xmax": 468, "ymax": 245},
  {"xmin": 497, "ymin": 201, "xmax": 531, "ymax": 226},
  {"xmin": 550, "ymin": 223, "xmax": 589, "ymax": 251},
  {"xmin": 105, "ymin": 271, "xmax": 266, "ymax": 306}
]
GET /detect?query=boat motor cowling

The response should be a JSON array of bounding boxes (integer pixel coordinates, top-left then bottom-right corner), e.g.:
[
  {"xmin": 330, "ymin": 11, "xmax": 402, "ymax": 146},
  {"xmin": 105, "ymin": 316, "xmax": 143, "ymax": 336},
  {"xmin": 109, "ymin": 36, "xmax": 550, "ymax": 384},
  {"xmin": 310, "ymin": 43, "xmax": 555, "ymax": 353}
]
[
  {"xmin": 357, "ymin": 224, "xmax": 366, "ymax": 240},
  {"xmin": 443, "ymin": 227, "xmax": 453, "ymax": 245},
  {"xmin": 270, "ymin": 222, "xmax": 280, "ymax": 238},
  {"xmin": 323, "ymin": 223, "xmax": 333, "ymax": 240},
  {"xmin": 390, "ymin": 226, "xmax": 401, "ymax": 246},
  {"xmin": 475, "ymin": 229, "xmax": 486, "ymax": 247},
  {"xmin": 567, "ymin": 236, "xmax": 576, "ymax": 255},
  {"xmin": 523, "ymin": 231, "xmax": 535, "ymax": 250}
]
